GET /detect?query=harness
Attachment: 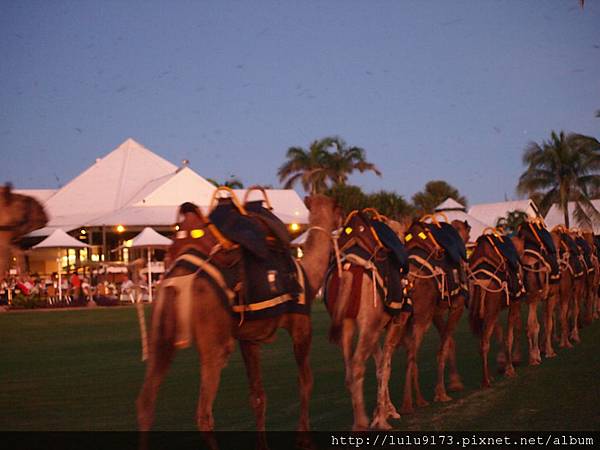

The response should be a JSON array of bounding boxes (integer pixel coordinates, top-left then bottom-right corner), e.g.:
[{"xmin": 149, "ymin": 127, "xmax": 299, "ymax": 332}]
[
  {"xmin": 468, "ymin": 230, "xmax": 525, "ymax": 306},
  {"xmin": 326, "ymin": 209, "xmax": 412, "ymax": 316},
  {"xmin": 404, "ymin": 214, "xmax": 467, "ymax": 304}
]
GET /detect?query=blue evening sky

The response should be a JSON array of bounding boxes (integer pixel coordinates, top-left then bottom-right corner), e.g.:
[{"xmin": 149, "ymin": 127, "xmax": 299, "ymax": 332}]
[{"xmin": 1, "ymin": 0, "xmax": 599, "ymax": 204}]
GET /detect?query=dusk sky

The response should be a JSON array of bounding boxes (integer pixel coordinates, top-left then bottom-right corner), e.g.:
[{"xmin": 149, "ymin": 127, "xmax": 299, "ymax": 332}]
[{"xmin": 1, "ymin": 0, "xmax": 599, "ymax": 205}]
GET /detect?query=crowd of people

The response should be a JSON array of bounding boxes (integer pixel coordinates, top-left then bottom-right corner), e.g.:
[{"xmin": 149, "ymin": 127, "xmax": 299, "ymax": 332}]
[{"xmin": 0, "ymin": 271, "xmax": 150, "ymax": 307}]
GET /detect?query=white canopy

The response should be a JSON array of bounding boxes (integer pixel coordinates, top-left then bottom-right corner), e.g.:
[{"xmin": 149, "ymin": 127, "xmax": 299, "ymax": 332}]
[
  {"xmin": 435, "ymin": 198, "xmax": 465, "ymax": 212},
  {"xmin": 32, "ymin": 229, "xmax": 90, "ymax": 249},
  {"xmin": 128, "ymin": 227, "xmax": 173, "ymax": 248}
]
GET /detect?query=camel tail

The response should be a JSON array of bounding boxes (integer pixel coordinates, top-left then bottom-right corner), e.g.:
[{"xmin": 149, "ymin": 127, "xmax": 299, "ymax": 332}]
[
  {"xmin": 151, "ymin": 286, "xmax": 177, "ymax": 349},
  {"xmin": 469, "ymin": 284, "xmax": 484, "ymax": 337}
]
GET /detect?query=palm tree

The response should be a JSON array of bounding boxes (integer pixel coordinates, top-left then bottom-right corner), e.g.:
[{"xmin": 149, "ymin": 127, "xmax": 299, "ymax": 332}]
[
  {"xmin": 496, "ymin": 210, "xmax": 529, "ymax": 235},
  {"xmin": 517, "ymin": 130, "xmax": 600, "ymax": 228},
  {"xmin": 278, "ymin": 137, "xmax": 380, "ymax": 194},
  {"xmin": 326, "ymin": 138, "xmax": 381, "ymax": 186},
  {"xmin": 207, "ymin": 177, "xmax": 244, "ymax": 189},
  {"xmin": 412, "ymin": 180, "xmax": 468, "ymax": 215},
  {"xmin": 277, "ymin": 137, "xmax": 337, "ymax": 194}
]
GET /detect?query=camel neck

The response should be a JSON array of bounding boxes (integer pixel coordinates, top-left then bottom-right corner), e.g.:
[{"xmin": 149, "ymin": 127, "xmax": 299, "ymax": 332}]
[{"xmin": 300, "ymin": 219, "xmax": 333, "ymax": 297}]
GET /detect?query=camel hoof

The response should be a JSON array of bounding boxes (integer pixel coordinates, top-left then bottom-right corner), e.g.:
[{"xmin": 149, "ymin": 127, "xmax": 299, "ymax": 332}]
[
  {"xmin": 416, "ymin": 398, "xmax": 429, "ymax": 408},
  {"xmin": 571, "ymin": 335, "xmax": 581, "ymax": 344},
  {"xmin": 545, "ymin": 350, "xmax": 557, "ymax": 358},
  {"xmin": 370, "ymin": 417, "xmax": 393, "ymax": 430},
  {"xmin": 386, "ymin": 407, "xmax": 401, "ymax": 420},
  {"xmin": 448, "ymin": 376, "xmax": 464, "ymax": 392},
  {"xmin": 504, "ymin": 366, "xmax": 516, "ymax": 378},
  {"xmin": 529, "ymin": 357, "xmax": 541, "ymax": 366},
  {"xmin": 434, "ymin": 393, "xmax": 453, "ymax": 403}
]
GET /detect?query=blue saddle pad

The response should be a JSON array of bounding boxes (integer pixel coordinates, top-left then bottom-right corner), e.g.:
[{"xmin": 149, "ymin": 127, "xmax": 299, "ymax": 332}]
[{"xmin": 425, "ymin": 222, "xmax": 466, "ymax": 264}]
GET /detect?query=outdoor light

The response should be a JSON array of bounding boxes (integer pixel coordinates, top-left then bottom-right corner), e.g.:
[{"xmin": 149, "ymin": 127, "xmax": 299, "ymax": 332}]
[
  {"xmin": 124, "ymin": 239, "xmax": 133, "ymax": 248},
  {"xmin": 116, "ymin": 225, "xmax": 125, "ymax": 233},
  {"xmin": 80, "ymin": 229, "xmax": 86, "ymax": 235},
  {"xmin": 175, "ymin": 224, "xmax": 180, "ymax": 231},
  {"xmin": 290, "ymin": 223, "xmax": 300, "ymax": 232}
]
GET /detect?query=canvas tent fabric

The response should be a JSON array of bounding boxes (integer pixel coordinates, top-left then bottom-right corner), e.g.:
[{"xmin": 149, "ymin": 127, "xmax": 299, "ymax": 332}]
[
  {"xmin": 128, "ymin": 227, "xmax": 173, "ymax": 248},
  {"xmin": 32, "ymin": 229, "xmax": 90, "ymax": 249},
  {"xmin": 435, "ymin": 198, "xmax": 466, "ymax": 211},
  {"xmin": 545, "ymin": 200, "xmax": 600, "ymax": 233},
  {"xmin": 468, "ymin": 199, "xmax": 539, "ymax": 228},
  {"xmin": 21, "ymin": 138, "xmax": 309, "ymax": 237}
]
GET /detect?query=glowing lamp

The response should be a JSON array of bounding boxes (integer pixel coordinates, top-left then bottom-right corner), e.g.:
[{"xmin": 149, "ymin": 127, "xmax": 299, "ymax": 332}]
[
  {"xmin": 290, "ymin": 223, "xmax": 300, "ymax": 232},
  {"xmin": 116, "ymin": 225, "xmax": 125, "ymax": 233},
  {"xmin": 175, "ymin": 224, "xmax": 180, "ymax": 231},
  {"xmin": 80, "ymin": 229, "xmax": 86, "ymax": 235}
]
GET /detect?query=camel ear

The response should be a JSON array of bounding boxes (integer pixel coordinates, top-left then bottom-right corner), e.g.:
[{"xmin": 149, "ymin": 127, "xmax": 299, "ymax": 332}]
[{"xmin": 304, "ymin": 196, "xmax": 312, "ymax": 210}]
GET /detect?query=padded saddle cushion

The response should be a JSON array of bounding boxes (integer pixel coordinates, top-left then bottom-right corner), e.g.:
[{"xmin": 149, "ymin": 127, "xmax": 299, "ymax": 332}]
[
  {"xmin": 245, "ymin": 200, "xmax": 291, "ymax": 246},
  {"xmin": 424, "ymin": 222, "xmax": 467, "ymax": 265},
  {"xmin": 489, "ymin": 234, "xmax": 521, "ymax": 271},
  {"xmin": 370, "ymin": 219, "xmax": 409, "ymax": 272},
  {"xmin": 209, "ymin": 198, "xmax": 270, "ymax": 259}
]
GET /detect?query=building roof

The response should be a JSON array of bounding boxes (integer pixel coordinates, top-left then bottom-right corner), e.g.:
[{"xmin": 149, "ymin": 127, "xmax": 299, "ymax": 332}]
[
  {"xmin": 14, "ymin": 189, "xmax": 57, "ymax": 203},
  {"xmin": 435, "ymin": 210, "xmax": 491, "ymax": 242},
  {"xmin": 435, "ymin": 198, "xmax": 466, "ymax": 212},
  {"xmin": 21, "ymin": 138, "xmax": 309, "ymax": 236},
  {"xmin": 545, "ymin": 200, "xmax": 600, "ymax": 233},
  {"xmin": 43, "ymin": 138, "xmax": 177, "ymax": 221},
  {"xmin": 468, "ymin": 199, "xmax": 538, "ymax": 227}
]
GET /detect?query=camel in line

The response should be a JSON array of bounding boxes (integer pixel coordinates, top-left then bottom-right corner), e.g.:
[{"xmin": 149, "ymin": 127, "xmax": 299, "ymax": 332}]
[
  {"xmin": 371, "ymin": 217, "xmax": 470, "ymax": 429},
  {"xmin": 136, "ymin": 194, "xmax": 339, "ymax": 433},
  {"xmin": 0, "ymin": 183, "xmax": 48, "ymax": 277}
]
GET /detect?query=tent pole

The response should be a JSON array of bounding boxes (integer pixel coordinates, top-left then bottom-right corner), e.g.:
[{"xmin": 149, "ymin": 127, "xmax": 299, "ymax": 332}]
[
  {"xmin": 147, "ymin": 247, "xmax": 152, "ymax": 303},
  {"xmin": 57, "ymin": 254, "xmax": 62, "ymax": 301}
]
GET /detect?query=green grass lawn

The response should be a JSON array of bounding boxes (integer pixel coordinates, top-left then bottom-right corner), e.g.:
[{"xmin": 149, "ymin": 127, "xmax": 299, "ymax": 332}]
[{"xmin": 1, "ymin": 303, "xmax": 598, "ymax": 431}]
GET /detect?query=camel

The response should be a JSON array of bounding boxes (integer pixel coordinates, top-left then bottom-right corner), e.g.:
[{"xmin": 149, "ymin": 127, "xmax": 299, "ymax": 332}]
[
  {"xmin": 136, "ymin": 194, "xmax": 339, "ymax": 433},
  {"xmin": 0, "ymin": 183, "xmax": 48, "ymax": 277},
  {"xmin": 468, "ymin": 230, "xmax": 524, "ymax": 387},
  {"xmin": 371, "ymin": 216, "xmax": 470, "ymax": 428},
  {"xmin": 549, "ymin": 226, "xmax": 589, "ymax": 349},
  {"xmin": 511, "ymin": 219, "xmax": 560, "ymax": 365},
  {"xmin": 325, "ymin": 210, "xmax": 412, "ymax": 431},
  {"xmin": 578, "ymin": 230, "xmax": 598, "ymax": 326}
]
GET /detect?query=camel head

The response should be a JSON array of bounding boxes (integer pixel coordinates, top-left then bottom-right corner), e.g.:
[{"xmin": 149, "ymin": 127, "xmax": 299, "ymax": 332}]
[
  {"xmin": 304, "ymin": 194, "xmax": 342, "ymax": 231},
  {"xmin": 0, "ymin": 183, "xmax": 49, "ymax": 277},
  {"xmin": 451, "ymin": 219, "xmax": 471, "ymax": 244}
]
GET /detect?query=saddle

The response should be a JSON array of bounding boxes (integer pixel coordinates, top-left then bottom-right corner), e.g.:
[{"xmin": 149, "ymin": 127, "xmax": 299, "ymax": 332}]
[
  {"xmin": 556, "ymin": 230, "xmax": 585, "ymax": 278},
  {"xmin": 470, "ymin": 231, "xmax": 525, "ymax": 301},
  {"xmin": 325, "ymin": 209, "xmax": 411, "ymax": 316},
  {"xmin": 405, "ymin": 214, "xmax": 468, "ymax": 303},
  {"xmin": 574, "ymin": 235, "xmax": 595, "ymax": 275},
  {"xmin": 166, "ymin": 187, "xmax": 305, "ymax": 322},
  {"xmin": 519, "ymin": 220, "xmax": 560, "ymax": 284}
]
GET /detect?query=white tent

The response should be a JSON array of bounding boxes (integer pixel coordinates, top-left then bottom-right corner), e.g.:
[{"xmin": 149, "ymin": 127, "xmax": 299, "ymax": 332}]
[
  {"xmin": 545, "ymin": 200, "xmax": 600, "ymax": 233},
  {"xmin": 127, "ymin": 227, "xmax": 172, "ymax": 303},
  {"xmin": 33, "ymin": 229, "xmax": 90, "ymax": 300},
  {"xmin": 435, "ymin": 198, "xmax": 491, "ymax": 242}
]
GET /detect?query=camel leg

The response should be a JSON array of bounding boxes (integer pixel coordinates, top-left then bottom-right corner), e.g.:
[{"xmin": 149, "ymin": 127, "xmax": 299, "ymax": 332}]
[
  {"xmin": 559, "ymin": 290, "xmax": 573, "ymax": 348},
  {"xmin": 400, "ymin": 329, "xmax": 416, "ymax": 415},
  {"xmin": 240, "ymin": 341, "xmax": 267, "ymax": 432},
  {"xmin": 408, "ymin": 325, "xmax": 429, "ymax": 410},
  {"xmin": 433, "ymin": 300, "xmax": 464, "ymax": 402},
  {"xmin": 288, "ymin": 316, "xmax": 313, "ymax": 432},
  {"xmin": 480, "ymin": 310, "xmax": 497, "ymax": 388},
  {"xmin": 526, "ymin": 299, "xmax": 541, "ymax": 365},
  {"xmin": 570, "ymin": 285, "xmax": 581, "ymax": 343},
  {"xmin": 543, "ymin": 292, "xmax": 557, "ymax": 358},
  {"xmin": 371, "ymin": 314, "xmax": 408, "ymax": 430},
  {"xmin": 504, "ymin": 302, "xmax": 519, "ymax": 378},
  {"xmin": 195, "ymin": 336, "xmax": 234, "ymax": 432},
  {"xmin": 136, "ymin": 340, "xmax": 176, "ymax": 431},
  {"xmin": 349, "ymin": 326, "xmax": 380, "ymax": 431},
  {"xmin": 433, "ymin": 310, "xmax": 463, "ymax": 392}
]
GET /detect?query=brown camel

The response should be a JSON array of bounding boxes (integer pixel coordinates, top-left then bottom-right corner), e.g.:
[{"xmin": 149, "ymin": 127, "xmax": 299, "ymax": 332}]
[
  {"xmin": 468, "ymin": 230, "xmax": 523, "ymax": 387},
  {"xmin": 136, "ymin": 194, "xmax": 339, "ymax": 433},
  {"xmin": 325, "ymin": 210, "xmax": 411, "ymax": 431},
  {"xmin": 567, "ymin": 230, "xmax": 587, "ymax": 343},
  {"xmin": 0, "ymin": 183, "xmax": 48, "ymax": 277},
  {"xmin": 551, "ymin": 226, "xmax": 579, "ymax": 349},
  {"xmin": 579, "ymin": 230, "xmax": 598, "ymax": 326},
  {"xmin": 512, "ymin": 219, "xmax": 560, "ymax": 365},
  {"xmin": 372, "ymin": 216, "xmax": 470, "ymax": 427}
]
